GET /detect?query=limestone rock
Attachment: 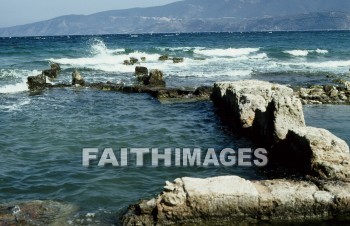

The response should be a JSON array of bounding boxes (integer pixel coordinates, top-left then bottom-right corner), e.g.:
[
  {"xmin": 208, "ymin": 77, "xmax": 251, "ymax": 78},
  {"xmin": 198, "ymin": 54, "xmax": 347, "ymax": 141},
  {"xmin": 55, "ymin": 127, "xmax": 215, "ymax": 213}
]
[
  {"xmin": 122, "ymin": 176, "xmax": 350, "ymax": 225},
  {"xmin": 27, "ymin": 73, "xmax": 46, "ymax": 90},
  {"xmin": 212, "ymin": 80, "xmax": 305, "ymax": 144},
  {"xmin": 43, "ymin": 63, "xmax": 61, "ymax": 78},
  {"xmin": 147, "ymin": 69, "xmax": 166, "ymax": 87},
  {"xmin": 72, "ymin": 69, "xmax": 85, "ymax": 86},
  {"xmin": 173, "ymin": 57, "xmax": 184, "ymax": 63},
  {"xmin": 134, "ymin": 66, "xmax": 148, "ymax": 76},
  {"xmin": 282, "ymin": 126, "xmax": 350, "ymax": 180},
  {"xmin": 158, "ymin": 55, "xmax": 169, "ymax": 61}
]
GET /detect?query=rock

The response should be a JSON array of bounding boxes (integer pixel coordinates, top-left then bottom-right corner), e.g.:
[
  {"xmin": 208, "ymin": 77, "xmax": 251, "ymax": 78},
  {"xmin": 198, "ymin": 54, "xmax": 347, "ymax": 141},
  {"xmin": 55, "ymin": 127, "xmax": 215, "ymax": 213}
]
[
  {"xmin": 173, "ymin": 57, "xmax": 184, "ymax": 63},
  {"xmin": 145, "ymin": 69, "xmax": 166, "ymax": 87},
  {"xmin": 140, "ymin": 57, "xmax": 146, "ymax": 61},
  {"xmin": 344, "ymin": 81, "xmax": 350, "ymax": 91},
  {"xmin": 123, "ymin": 60, "xmax": 132, "ymax": 65},
  {"xmin": 295, "ymin": 85, "xmax": 350, "ymax": 104},
  {"xmin": 72, "ymin": 69, "xmax": 85, "ymax": 86},
  {"xmin": 212, "ymin": 80, "xmax": 305, "ymax": 145},
  {"xmin": 279, "ymin": 126, "xmax": 350, "ymax": 180},
  {"xmin": 135, "ymin": 66, "xmax": 148, "ymax": 76},
  {"xmin": 129, "ymin": 57, "xmax": 138, "ymax": 65},
  {"xmin": 158, "ymin": 55, "xmax": 169, "ymax": 61},
  {"xmin": 27, "ymin": 73, "xmax": 46, "ymax": 90},
  {"xmin": 0, "ymin": 200, "xmax": 78, "ymax": 225},
  {"xmin": 192, "ymin": 86, "xmax": 212, "ymax": 98},
  {"xmin": 42, "ymin": 63, "xmax": 61, "ymax": 78},
  {"xmin": 122, "ymin": 176, "xmax": 350, "ymax": 225},
  {"xmin": 50, "ymin": 63, "xmax": 61, "ymax": 72}
]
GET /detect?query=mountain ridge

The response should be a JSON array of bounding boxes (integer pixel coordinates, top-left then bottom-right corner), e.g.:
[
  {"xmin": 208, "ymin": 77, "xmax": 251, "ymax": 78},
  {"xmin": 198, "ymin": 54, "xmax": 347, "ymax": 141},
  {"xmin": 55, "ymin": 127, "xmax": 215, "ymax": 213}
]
[{"xmin": 1, "ymin": 0, "xmax": 350, "ymax": 37}]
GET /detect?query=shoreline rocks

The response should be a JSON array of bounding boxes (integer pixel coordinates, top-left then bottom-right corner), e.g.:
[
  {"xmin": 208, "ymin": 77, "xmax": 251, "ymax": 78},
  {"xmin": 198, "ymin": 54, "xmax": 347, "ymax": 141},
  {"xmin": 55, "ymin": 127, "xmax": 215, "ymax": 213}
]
[
  {"xmin": 72, "ymin": 69, "xmax": 85, "ymax": 86},
  {"xmin": 43, "ymin": 63, "xmax": 61, "ymax": 78},
  {"xmin": 122, "ymin": 176, "xmax": 350, "ymax": 225},
  {"xmin": 295, "ymin": 84, "xmax": 350, "ymax": 104},
  {"xmin": 122, "ymin": 80, "xmax": 350, "ymax": 225},
  {"xmin": 0, "ymin": 200, "xmax": 78, "ymax": 225}
]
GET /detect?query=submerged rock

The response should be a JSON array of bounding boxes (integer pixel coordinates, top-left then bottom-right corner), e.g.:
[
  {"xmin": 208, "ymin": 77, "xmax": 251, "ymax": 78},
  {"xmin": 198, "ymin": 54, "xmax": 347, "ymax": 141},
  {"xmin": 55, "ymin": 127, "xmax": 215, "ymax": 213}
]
[
  {"xmin": 72, "ymin": 69, "xmax": 85, "ymax": 86},
  {"xmin": 173, "ymin": 57, "xmax": 184, "ymax": 63},
  {"xmin": 158, "ymin": 55, "xmax": 169, "ymax": 61},
  {"xmin": 122, "ymin": 176, "xmax": 350, "ymax": 225},
  {"xmin": 0, "ymin": 200, "xmax": 78, "ymax": 225},
  {"xmin": 27, "ymin": 73, "xmax": 46, "ymax": 90},
  {"xmin": 129, "ymin": 57, "xmax": 139, "ymax": 65}
]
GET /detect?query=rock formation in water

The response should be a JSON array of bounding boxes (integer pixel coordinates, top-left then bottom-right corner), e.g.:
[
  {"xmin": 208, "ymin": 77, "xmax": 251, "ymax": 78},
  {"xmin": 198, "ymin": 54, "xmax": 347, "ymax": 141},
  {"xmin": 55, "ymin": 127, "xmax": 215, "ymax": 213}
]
[
  {"xmin": 72, "ymin": 69, "xmax": 85, "ymax": 86},
  {"xmin": 122, "ymin": 80, "xmax": 350, "ymax": 225}
]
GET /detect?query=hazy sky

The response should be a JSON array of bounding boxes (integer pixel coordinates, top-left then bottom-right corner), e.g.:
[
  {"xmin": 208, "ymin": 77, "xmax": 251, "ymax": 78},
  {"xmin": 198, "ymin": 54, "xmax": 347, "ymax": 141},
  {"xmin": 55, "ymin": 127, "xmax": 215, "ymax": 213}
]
[{"xmin": 0, "ymin": 0, "xmax": 179, "ymax": 28}]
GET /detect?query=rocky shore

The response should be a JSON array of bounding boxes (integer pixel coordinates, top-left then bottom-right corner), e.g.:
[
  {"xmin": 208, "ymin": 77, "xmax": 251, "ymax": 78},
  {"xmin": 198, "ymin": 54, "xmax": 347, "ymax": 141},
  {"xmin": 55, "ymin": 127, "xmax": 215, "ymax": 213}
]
[
  {"xmin": 3, "ymin": 64, "xmax": 348, "ymax": 225},
  {"xmin": 122, "ymin": 80, "xmax": 350, "ymax": 225}
]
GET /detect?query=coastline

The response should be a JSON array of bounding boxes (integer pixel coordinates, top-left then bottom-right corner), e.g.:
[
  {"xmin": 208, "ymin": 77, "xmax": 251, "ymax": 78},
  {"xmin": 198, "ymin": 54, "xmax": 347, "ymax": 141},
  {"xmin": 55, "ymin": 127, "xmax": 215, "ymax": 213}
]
[{"xmin": 1, "ymin": 65, "xmax": 349, "ymax": 225}]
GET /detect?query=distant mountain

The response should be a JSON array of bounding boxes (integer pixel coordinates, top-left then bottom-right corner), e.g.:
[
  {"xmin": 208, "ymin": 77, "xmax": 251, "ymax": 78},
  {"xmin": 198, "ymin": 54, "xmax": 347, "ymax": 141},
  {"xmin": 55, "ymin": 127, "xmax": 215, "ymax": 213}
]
[{"xmin": 1, "ymin": 0, "xmax": 350, "ymax": 37}]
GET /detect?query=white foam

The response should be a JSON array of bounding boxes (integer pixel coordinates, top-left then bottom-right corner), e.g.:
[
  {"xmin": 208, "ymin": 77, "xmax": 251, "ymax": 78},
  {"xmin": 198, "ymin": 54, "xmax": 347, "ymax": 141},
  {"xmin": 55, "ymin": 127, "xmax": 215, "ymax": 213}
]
[
  {"xmin": 194, "ymin": 47, "xmax": 260, "ymax": 57},
  {"xmin": 284, "ymin": 50, "xmax": 309, "ymax": 57},
  {"xmin": 315, "ymin": 49, "xmax": 329, "ymax": 54},
  {"xmin": 284, "ymin": 49, "xmax": 329, "ymax": 57},
  {"xmin": 0, "ymin": 69, "xmax": 40, "ymax": 94}
]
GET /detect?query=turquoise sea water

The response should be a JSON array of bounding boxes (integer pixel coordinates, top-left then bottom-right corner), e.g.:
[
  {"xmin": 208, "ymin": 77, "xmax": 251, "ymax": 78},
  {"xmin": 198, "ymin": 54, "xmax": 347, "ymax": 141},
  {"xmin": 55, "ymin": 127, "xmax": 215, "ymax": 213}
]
[{"xmin": 0, "ymin": 32, "xmax": 350, "ymax": 224}]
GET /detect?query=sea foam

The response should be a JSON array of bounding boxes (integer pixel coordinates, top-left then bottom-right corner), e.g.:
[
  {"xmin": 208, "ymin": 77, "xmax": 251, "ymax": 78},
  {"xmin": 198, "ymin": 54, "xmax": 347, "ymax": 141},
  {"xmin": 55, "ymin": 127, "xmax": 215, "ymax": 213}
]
[{"xmin": 284, "ymin": 49, "xmax": 329, "ymax": 57}]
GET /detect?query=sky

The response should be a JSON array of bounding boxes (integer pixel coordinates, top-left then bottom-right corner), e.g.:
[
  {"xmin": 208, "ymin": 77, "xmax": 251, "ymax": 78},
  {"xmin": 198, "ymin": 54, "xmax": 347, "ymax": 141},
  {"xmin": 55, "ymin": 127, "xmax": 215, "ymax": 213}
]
[{"xmin": 0, "ymin": 0, "xmax": 179, "ymax": 28}]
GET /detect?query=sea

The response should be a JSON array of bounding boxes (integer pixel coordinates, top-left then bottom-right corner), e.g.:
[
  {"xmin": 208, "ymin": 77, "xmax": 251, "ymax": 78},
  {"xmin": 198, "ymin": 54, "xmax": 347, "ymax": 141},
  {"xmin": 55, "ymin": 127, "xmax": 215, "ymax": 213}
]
[{"xmin": 0, "ymin": 31, "xmax": 350, "ymax": 224}]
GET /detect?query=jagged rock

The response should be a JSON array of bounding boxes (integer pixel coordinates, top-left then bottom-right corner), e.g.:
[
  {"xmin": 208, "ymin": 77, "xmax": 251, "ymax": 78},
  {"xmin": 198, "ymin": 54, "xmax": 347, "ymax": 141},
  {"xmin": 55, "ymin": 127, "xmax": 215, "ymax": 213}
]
[
  {"xmin": 344, "ymin": 81, "xmax": 350, "ymax": 91},
  {"xmin": 279, "ymin": 126, "xmax": 350, "ymax": 180},
  {"xmin": 158, "ymin": 55, "xmax": 169, "ymax": 61},
  {"xmin": 123, "ymin": 60, "xmax": 132, "ymax": 65},
  {"xmin": 212, "ymin": 80, "xmax": 350, "ymax": 180},
  {"xmin": 27, "ymin": 73, "xmax": 46, "ymax": 90},
  {"xmin": 143, "ymin": 69, "xmax": 165, "ymax": 87},
  {"xmin": 42, "ymin": 63, "xmax": 61, "ymax": 78},
  {"xmin": 122, "ymin": 176, "xmax": 350, "ymax": 225},
  {"xmin": 212, "ymin": 80, "xmax": 305, "ymax": 145},
  {"xmin": 50, "ymin": 63, "xmax": 61, "ymax": 72},
  {"xmin": 0, "ymin": 200, "xmax": 78, "ymax": 225},
  {"xmin": 135, "ymin": 66, "xmax": 148, "ymax": 76},
  {"xmin": 173, "ymin": 57, "xmax": 184, "ymax": 63},
  {"xmin": 295, "ymin": 85, "xmax": 350, "ymax": 104},
  {"xmin": 72, "ymin": 69, "xmax": 85, "ymax": 86},
  {"xmin": 129, "ymin": 57, "xmax": 138, "ymax": 65}
]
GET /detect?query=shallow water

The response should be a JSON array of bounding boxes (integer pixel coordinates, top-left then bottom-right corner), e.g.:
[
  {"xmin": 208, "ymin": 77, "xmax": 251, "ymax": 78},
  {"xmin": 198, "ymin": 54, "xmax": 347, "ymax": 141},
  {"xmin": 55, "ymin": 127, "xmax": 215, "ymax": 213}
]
[
  {"xmin": 0, "ymin": 32, "xmax": 349, "ymax": 224},
  {"xmin": 0, "ymin": 88, "xmax": 260, "ymax": 215}
]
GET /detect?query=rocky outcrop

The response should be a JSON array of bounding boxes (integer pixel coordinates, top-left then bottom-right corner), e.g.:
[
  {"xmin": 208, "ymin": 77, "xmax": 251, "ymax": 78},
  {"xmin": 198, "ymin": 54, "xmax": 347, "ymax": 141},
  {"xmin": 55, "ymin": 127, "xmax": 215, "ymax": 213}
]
[
  {"xmin": 295, "ymin": 84, "xmax": 350, "ymax": 104},
  {"xmin": 43, "ymin": 63, "xmax": 61, "ymax": 78},
  {"xmin": 72, "ymin": 69, "xmax": 85, "ymax": 86},
  {"xmin": 133, "ymin": 67, "xmax": 165, "ymax": 87},
  {"xmin": 173, "ymin": 57, "xmax": 184, "ymax": 63},
  {"xmin": 123, "ymin": 57, "xmax": 139, "ymax": 65},
  {"xmin": 27, "ymin": 73, "xmax": 46, "ymax": 90},
  {"xmin": 278, "ymin": 127, "xmax": 350, "ymax": 180},
  {"xmin": 212, "ymin": 80, "xmax": 350, "ymax": 180},
  {"xmin": 212, "ymin": 80, "xmax": 305, "ymax": 145},
  {"xmin": 135, "ymin": 66, "xmax": 148, "ymax": 76},
  {"xmin": 0, "ymin": 200, "xmax": 78, "ymax": 225},
  {"xmin": 158, "ymin": 55, "xmax": 169, "ymax": 61},
  {"xmin": 122, "ymin": 176, "xmax": 350, "ymax": 225}
]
